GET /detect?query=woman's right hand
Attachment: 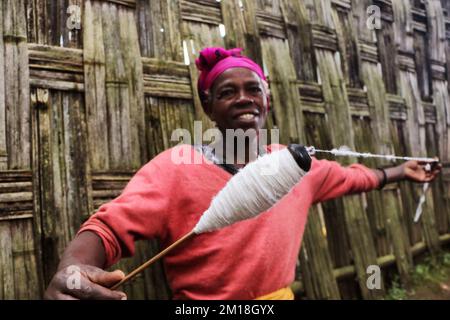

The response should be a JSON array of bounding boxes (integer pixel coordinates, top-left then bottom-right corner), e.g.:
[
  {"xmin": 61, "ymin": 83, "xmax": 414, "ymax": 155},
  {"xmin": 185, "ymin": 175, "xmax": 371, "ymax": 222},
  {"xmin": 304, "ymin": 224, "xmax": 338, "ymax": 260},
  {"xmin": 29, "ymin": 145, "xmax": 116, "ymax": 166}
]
[{"xmin": 44, "ymin": 264, "xmax": 127, "ymax": 300}]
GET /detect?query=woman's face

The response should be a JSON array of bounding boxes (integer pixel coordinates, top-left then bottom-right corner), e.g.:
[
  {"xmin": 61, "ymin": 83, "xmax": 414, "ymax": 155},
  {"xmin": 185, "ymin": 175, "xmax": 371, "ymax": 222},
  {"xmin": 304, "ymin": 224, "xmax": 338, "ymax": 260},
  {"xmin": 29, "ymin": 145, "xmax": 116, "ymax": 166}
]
[{"xmin": 206, "ymin": 68, "xmax": 268, "ymax": 132}]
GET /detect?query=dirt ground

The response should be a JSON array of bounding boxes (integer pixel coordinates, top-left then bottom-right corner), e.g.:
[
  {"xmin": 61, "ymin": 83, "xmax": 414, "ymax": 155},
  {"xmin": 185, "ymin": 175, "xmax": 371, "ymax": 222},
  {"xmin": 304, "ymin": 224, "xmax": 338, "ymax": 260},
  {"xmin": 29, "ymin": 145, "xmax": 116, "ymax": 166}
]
[{"xmin": 406, "ymin": 277, "xmax": 450, "ymax": 300}]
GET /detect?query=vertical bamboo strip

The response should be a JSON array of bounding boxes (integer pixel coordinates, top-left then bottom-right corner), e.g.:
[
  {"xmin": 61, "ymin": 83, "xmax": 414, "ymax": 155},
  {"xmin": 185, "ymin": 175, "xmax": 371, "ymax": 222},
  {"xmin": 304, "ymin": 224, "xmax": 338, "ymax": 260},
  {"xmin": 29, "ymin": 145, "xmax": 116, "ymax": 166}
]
[
  {"xmin": 350, "ymin": 0, "xmax": 413, "ymax": 289},
  {"xmin": 299, "ymin": 205, "xmax": 340, "ymax": 299},
  {"xmin": 84, "ymin": 0, "xmax": 109, "ymax": 171},
  {"xmin": 0, "ymin": 0, "xmax": 6, "ymax": 170},
  {"xmin": 4, "ymin": 0, "xmax": 30, "ymax": 170},
  {"xmin": 260, "ymin": 39, "xmax": 300, "ymax": 144},
  {"xmin": 0, "ymin": 222, "xmax": 14, "ymax": 299},
  {"xmin": 279, "ymin": 0, "xmax": 316, "ymax": 82}
]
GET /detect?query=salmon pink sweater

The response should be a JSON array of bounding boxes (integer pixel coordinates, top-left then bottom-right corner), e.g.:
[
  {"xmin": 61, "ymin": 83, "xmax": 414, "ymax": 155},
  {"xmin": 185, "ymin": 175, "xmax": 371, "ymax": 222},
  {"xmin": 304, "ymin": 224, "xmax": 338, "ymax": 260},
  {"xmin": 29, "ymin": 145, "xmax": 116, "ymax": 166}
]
[{"xmin": 78, "ymin": 144, "xmax": 379, "ymax": 299}]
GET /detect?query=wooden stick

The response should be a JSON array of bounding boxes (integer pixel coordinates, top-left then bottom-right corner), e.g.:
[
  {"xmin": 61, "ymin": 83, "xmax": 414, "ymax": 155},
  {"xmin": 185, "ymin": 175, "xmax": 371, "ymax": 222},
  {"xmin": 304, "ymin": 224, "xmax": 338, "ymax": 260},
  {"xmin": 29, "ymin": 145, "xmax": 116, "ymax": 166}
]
[{"xmin": 110, "ymin": 230, "xmax": 196, "ymax": 290}]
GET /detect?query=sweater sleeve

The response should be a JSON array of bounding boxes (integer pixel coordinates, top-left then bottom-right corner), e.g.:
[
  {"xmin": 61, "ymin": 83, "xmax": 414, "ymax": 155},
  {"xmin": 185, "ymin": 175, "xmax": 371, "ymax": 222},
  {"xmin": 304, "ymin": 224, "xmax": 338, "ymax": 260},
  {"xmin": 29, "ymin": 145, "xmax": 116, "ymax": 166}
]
[
  {"xmin": 312, "ymin": 158, "xmax": 380, "ymax": 204},
  {"xmin": 77, "ymin": 149, "xmax": 175, "ymax": 268}
]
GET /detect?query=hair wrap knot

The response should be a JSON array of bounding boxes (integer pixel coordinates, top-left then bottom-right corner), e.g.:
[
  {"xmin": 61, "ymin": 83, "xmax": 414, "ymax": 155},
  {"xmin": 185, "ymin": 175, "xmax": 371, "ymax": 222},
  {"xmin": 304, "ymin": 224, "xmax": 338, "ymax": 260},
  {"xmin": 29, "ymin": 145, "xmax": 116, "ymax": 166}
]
[{"xmin": 195, "ymin": 47, "xmax": 243, "ymax": 72}]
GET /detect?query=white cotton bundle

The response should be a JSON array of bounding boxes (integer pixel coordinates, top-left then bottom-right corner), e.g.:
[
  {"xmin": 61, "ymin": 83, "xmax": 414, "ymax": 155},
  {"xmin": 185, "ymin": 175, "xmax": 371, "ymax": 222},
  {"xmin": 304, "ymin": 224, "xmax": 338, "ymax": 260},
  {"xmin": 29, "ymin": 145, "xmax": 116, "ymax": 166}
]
[{"xmin": 193, "ymin": 146, "xmax": 310, "ymax": 234}]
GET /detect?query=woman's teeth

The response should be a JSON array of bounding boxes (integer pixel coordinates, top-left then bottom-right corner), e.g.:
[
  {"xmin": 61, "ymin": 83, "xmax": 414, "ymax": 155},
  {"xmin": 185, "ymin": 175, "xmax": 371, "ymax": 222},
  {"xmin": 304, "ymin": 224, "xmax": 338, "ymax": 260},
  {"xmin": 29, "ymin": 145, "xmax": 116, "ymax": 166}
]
[{"xmin": 238, "ymin": 113, "xmax": 255, "ymax": 120}]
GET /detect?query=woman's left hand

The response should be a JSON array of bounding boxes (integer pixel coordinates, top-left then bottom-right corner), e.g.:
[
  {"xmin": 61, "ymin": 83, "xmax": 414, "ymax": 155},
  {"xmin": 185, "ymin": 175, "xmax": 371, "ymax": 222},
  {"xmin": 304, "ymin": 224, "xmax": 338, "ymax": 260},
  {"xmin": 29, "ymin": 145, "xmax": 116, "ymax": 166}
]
[{"xmin": 402, "ymin": 160, "xmax": 442, "ymax": 183}]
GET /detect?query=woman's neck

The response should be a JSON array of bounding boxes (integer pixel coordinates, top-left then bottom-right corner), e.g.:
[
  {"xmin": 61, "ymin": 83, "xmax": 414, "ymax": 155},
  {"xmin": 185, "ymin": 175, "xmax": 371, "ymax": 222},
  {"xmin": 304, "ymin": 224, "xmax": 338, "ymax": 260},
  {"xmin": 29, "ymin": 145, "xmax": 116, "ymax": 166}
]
[{"xmin": 211, "ymin": 131, "xmax": 260, "ymax": 167}]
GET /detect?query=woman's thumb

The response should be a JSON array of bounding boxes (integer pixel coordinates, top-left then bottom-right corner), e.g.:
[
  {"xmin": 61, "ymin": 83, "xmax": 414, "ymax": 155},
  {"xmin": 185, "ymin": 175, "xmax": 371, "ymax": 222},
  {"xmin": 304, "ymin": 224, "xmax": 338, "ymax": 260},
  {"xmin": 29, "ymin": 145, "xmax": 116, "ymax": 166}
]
[{"xmin": 87, "ymin": 269, "xmax": 125, "ymax": 287}]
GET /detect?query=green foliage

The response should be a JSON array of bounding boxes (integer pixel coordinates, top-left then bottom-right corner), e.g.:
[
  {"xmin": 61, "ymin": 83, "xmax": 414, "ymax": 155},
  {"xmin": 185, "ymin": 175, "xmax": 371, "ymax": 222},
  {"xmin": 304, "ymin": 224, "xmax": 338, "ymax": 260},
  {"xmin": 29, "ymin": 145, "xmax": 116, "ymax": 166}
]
[
  {"xmin": 412, "ymin": 254, "xmax": 449, "ymax": 285},
  {"xmin": 442, "ymin": 253, "xmax": 450, "ymax": 267},
  {"xmin": 412, "ymin": 262, "xmax": 432, "ymax": 283},
  {"xmin": 385, "ymin": 276, "xmax": 408, "ymax": 300}
]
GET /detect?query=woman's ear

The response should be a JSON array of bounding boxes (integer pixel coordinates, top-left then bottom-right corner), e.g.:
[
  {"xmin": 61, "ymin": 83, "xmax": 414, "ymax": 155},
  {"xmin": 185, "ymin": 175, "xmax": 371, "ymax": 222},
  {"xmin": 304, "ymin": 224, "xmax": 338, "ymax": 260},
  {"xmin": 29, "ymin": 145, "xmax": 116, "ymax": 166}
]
[
  {"xmin": 262, "ymin": 80, "xmax": 271, "ymax": 98},
  {"xmin": 206, "ymin": 107, "xmax": 216, "ymax": 122},
  {"xmin": 201, "ymin": 91, "xmax": 213, "ymax": 118},
  {"xmin": 262, "ymin": 80, "xmax": 271, "ymax": 112}
]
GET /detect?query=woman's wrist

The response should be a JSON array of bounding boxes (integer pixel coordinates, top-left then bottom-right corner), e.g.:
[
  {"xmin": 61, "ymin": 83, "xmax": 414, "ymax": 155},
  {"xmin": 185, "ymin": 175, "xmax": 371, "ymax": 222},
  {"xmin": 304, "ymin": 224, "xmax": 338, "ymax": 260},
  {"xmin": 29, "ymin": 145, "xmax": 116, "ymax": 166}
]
[
  {"xmin": 375, "ymin": 168, "xmax": 387, "ymax": 190},
  {"xmin": 383, "ymin": 164, "xmax": 406, "ymax": 184},
  {"xmin": 373, "ymin": 164, "xmax": 406, "ymax": 189}
]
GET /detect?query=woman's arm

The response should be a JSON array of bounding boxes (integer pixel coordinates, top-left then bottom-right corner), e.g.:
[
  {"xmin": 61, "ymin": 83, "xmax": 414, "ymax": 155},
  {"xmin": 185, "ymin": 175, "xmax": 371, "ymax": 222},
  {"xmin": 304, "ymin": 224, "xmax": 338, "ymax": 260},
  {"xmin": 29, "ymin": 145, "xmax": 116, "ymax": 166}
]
[
  {"xmin": 57, "ymin": 231, "xmax": 106, "ymax": 270},
  {"xmin": 44, "ymin": 231, "xmax": 127, "ymax": 300},
  {"xmin": 312, "ymin": 158, "xmax": 442, "ymax": 203}
]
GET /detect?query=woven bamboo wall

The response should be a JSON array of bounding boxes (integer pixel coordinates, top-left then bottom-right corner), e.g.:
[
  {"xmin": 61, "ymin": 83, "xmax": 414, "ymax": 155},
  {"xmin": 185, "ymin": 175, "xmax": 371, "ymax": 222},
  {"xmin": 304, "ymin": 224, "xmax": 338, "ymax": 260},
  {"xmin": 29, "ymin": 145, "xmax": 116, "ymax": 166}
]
[{"xmin": 0, "ymin": 0, "xmax": 449, "ymax": 299}]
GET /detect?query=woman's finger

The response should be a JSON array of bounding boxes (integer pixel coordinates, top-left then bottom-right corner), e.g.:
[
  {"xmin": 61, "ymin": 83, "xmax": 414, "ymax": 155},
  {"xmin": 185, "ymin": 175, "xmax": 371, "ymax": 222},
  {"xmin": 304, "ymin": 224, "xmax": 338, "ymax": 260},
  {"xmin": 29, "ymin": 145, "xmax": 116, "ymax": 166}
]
[
  {"xmin": 67, "ymin": 278, "xmax": 127, "ymax": 300},
  {"xmin": 86, "ymin": 269, "xmax": 125, "ymax": 288}
]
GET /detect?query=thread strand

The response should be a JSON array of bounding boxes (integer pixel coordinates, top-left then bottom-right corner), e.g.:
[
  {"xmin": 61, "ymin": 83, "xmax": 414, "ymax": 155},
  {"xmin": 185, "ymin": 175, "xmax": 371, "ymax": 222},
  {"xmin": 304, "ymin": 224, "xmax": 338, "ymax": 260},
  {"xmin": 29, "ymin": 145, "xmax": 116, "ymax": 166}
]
[{"xmin": 306, "ymin": 146, "xmax": 438, "ymax": 163}]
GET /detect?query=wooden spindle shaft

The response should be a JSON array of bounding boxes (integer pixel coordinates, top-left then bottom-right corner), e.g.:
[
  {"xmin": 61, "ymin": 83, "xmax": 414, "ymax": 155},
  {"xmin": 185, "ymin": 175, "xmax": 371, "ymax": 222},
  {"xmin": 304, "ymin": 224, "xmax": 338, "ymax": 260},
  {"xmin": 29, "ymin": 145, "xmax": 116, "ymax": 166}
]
[{"xmin": 110, "ymin": 231, "xmax": 196, "ymax": 290}]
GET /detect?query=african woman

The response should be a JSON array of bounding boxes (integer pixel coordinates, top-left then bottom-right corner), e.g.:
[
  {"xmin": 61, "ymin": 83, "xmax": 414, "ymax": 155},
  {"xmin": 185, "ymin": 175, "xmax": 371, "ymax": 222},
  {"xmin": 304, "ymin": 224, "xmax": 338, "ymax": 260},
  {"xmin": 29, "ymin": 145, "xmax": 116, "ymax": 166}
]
[{"xmin": 45, "ymin": 47, "xmax": 441, "ymax": 300}]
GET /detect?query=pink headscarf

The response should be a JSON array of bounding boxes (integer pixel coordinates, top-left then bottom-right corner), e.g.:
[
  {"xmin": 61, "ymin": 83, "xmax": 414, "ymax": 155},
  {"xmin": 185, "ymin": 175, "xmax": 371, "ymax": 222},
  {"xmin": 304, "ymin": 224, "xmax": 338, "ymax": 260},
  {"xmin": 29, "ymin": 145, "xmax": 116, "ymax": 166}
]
[{"xmin": 195, "ymin": 47, "xmax": 267, "ymax": 98}]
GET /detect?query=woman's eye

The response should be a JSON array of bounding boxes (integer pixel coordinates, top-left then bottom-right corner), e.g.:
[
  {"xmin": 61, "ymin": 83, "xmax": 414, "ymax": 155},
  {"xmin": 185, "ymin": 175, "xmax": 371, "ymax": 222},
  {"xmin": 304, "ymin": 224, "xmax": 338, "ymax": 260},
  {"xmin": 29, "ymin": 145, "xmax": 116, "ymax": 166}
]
[
  {"xmin": 250, "ymin": 87, "xmax": 262, "ymax": 93},
  {"xmin": 218, "ymin": 89, "xmax": 234, "ymax": 99}
]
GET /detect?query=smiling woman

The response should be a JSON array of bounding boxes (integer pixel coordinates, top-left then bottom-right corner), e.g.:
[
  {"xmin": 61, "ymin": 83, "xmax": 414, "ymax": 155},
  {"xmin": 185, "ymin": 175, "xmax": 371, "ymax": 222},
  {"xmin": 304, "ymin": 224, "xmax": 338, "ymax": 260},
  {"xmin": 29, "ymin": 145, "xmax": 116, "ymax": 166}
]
[
  {"xmin": 195, "ymin": 47, "xmax": 271, "ymax": 167},
  {"xmin": 196, "ymin": 48, "xmax": 269, "ymax": 131}
]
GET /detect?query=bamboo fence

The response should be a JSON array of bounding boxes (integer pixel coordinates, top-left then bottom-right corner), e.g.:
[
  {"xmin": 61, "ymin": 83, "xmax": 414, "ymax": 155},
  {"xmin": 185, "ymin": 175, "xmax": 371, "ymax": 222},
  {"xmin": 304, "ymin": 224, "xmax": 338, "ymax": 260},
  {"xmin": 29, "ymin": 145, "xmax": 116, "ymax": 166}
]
[{"xmin": 0, "ymin": 0, "xmax": 449, "ymax": 299}]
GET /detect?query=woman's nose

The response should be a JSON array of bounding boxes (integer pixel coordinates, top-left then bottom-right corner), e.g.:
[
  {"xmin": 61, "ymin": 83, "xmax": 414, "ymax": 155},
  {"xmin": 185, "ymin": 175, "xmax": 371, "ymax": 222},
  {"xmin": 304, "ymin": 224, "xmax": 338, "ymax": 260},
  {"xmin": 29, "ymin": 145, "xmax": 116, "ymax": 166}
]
[{"xmin": 235, "ymin": 91, "xmax": 254, "ymax": 105}]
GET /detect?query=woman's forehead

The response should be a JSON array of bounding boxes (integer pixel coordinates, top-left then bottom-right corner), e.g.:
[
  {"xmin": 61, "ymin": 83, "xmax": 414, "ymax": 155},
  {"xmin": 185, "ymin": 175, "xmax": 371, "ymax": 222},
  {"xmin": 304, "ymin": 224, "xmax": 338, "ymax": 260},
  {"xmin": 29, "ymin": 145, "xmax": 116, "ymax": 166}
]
[{"xmin": 213, "ymin": 68, "xmax": 262, "ymax": 88}]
